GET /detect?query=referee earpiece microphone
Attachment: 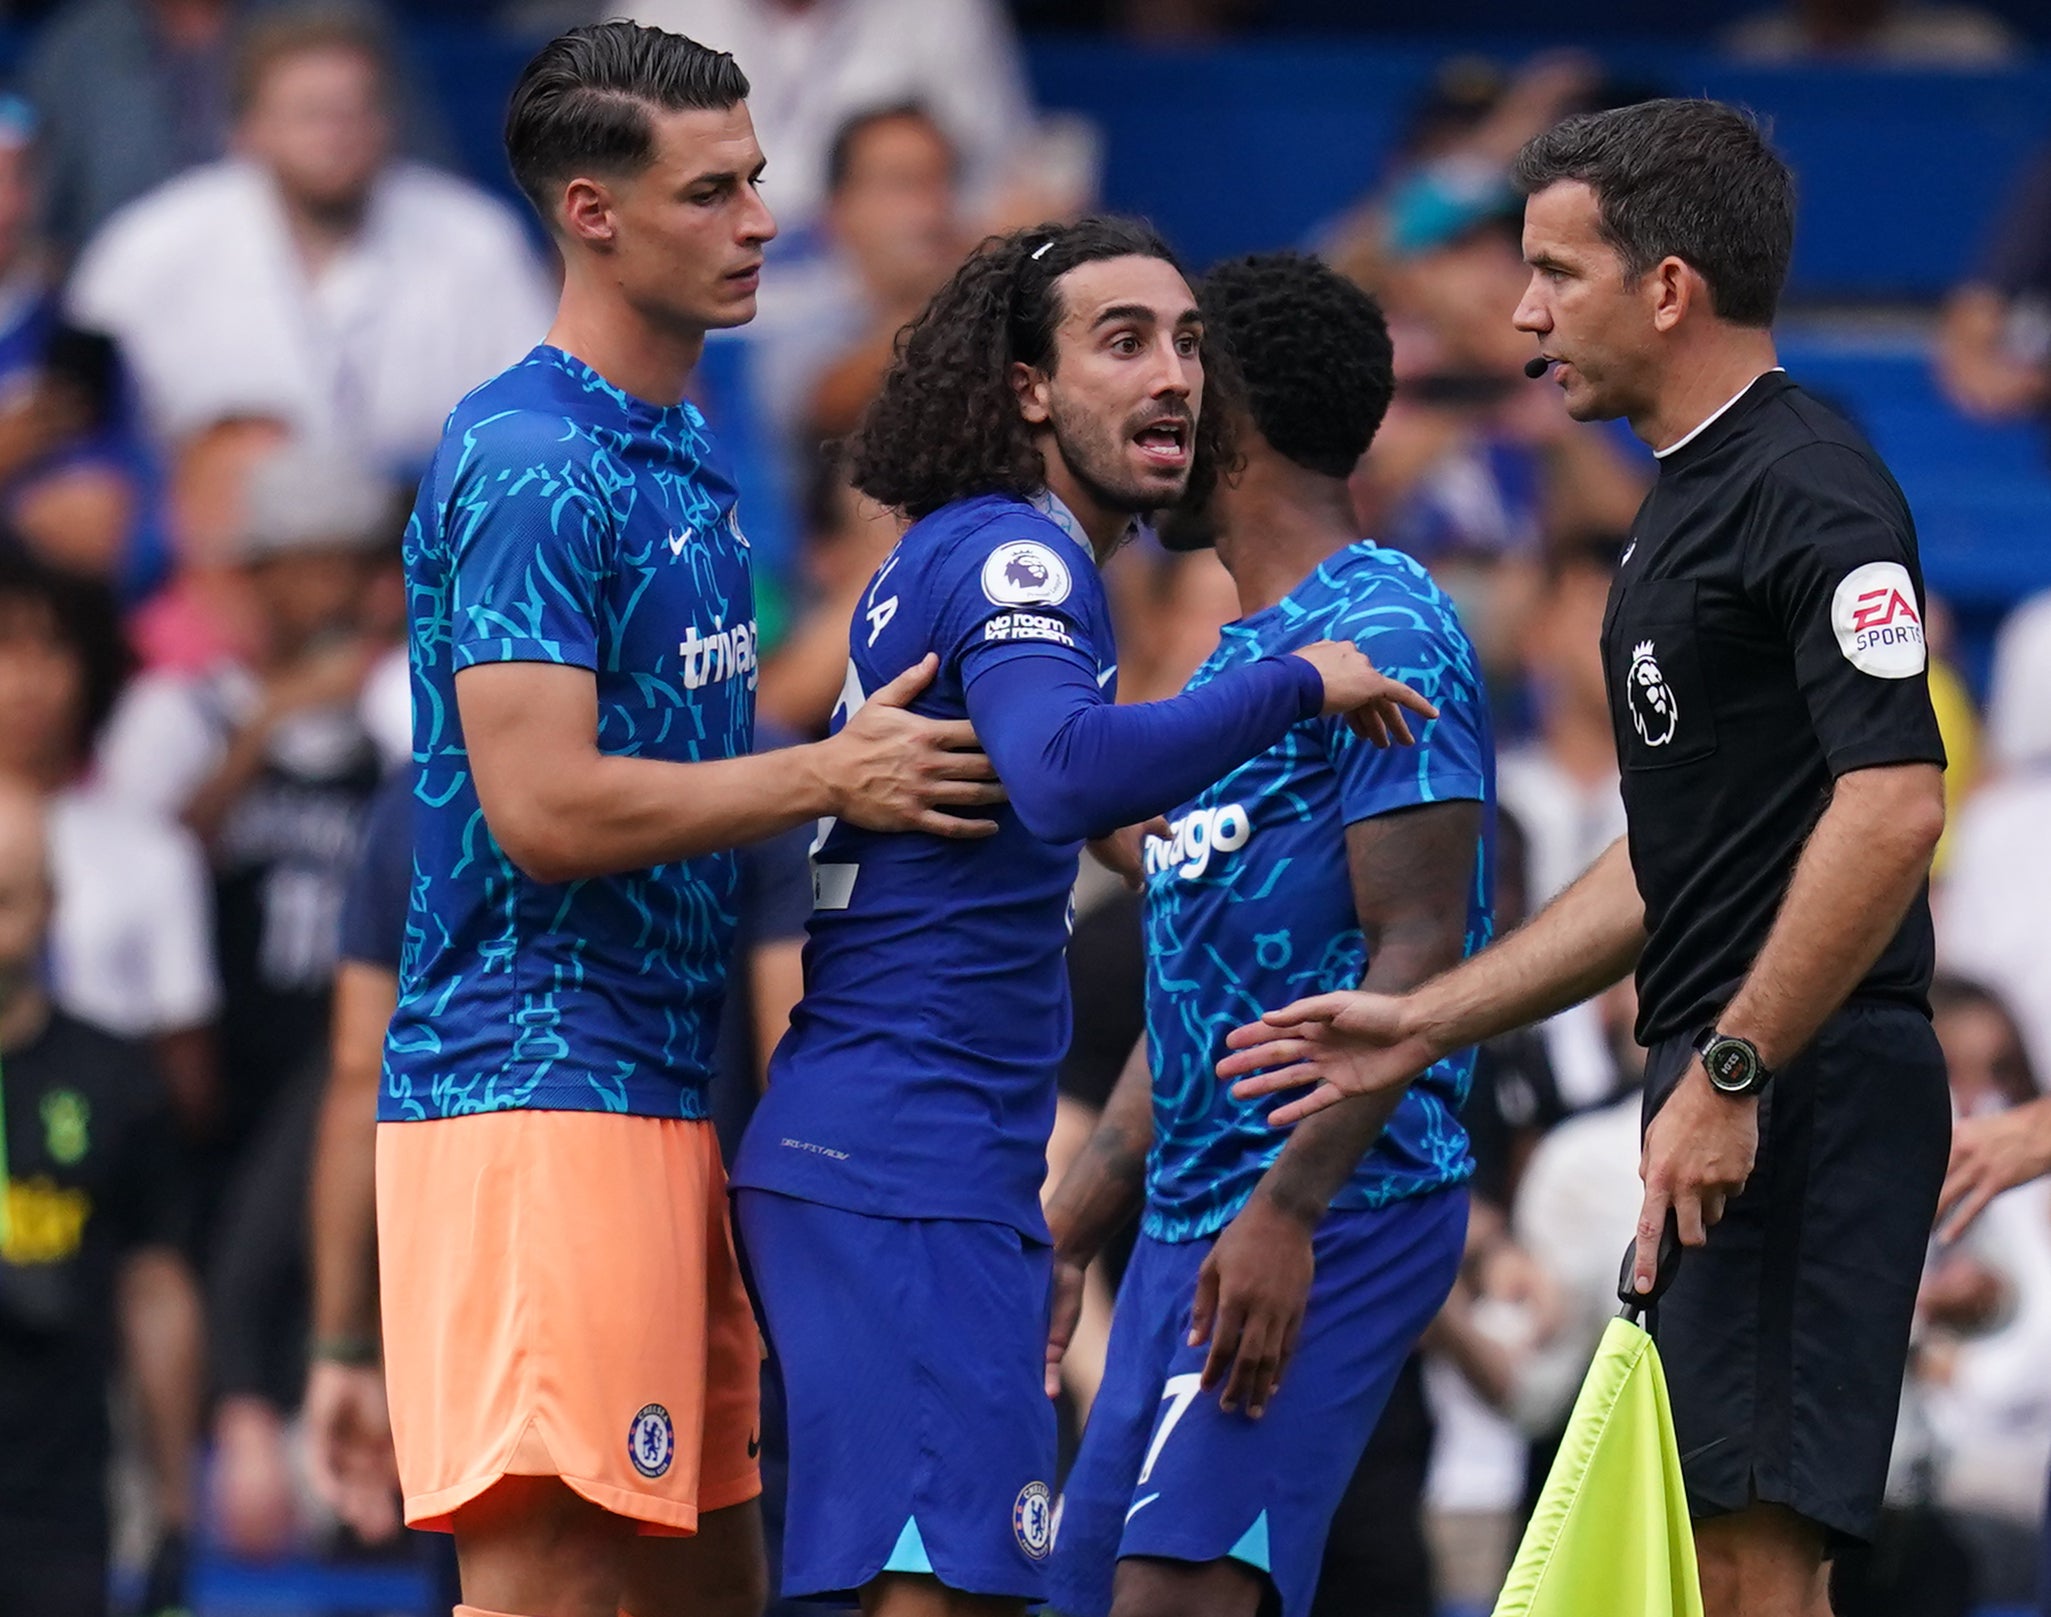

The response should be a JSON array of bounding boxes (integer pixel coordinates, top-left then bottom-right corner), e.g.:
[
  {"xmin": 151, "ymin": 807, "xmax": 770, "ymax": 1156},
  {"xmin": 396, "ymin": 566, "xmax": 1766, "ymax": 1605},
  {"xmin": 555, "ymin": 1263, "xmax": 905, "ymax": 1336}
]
[{"xmin": 1524, "ymin": 355, "xmax": 1557, "ymax": 380}]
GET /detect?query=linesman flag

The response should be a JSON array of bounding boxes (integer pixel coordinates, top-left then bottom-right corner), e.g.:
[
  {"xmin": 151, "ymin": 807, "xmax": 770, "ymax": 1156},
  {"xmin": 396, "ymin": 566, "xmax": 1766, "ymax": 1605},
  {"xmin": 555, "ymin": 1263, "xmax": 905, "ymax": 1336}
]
[{"xmin": 1492, "ymin": 1223, "xmax": 1702, "ymax": 1617}]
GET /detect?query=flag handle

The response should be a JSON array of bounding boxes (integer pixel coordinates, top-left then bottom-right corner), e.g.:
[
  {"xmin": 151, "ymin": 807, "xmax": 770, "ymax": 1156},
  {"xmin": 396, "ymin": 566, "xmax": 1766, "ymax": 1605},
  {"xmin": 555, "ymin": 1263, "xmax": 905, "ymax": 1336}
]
[{"xmin": 1615, "ymin": 1209, "xmax": 1683, "ymax": 1323}]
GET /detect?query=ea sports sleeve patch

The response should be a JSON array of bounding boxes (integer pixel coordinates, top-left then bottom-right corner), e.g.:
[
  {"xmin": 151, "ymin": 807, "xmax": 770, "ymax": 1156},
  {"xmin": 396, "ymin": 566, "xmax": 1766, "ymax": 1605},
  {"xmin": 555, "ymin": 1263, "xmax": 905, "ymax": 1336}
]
[{"xmin": 1831, "ymin": 561, "xmax": 1927, "ymax": 679}]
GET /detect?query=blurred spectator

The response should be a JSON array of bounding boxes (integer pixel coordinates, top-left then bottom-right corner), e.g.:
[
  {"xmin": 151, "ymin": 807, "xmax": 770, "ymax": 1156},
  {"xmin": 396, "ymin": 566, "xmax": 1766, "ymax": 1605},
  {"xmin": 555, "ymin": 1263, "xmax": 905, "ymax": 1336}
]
[
  {"xmin": 1495, "ymin": 538, "xmax": 1624, "ymax": 905},
  {"xmin": 1321, "ymin": 53, "xmax": 1604, "ymax": 295},
  {"xmin": 24, "ymin": 0, "xmax": 453, "ymax": 259},
  {"xmin": 66, "ymin": 6, "xmax": 551, "ymax": 478},
  {"xmin": 1937, "ymin": 143, "xmax": 2051, "ymax": 434},
  {"xmin": 94, "ymin": 441, "xmax": 390, "ymax": 1168},
  {"xmin": 1982, "ymin": 588, "xmax": 2051, "ymax": 774},
  {"xmin": 757, "ymin": 456, "xmax": 904, "ymax": 735},
  {"xmin": 0, "ymin": 551, "xmax": 221, "ymax": 1135},
  {"xmin": 24, "ymin": 0, "xmax": 246, "ymax": 257},
  {"xmin": 624, "ymin": 0, "xmax": 1036, "ymax": 237},
  {"xmin": 0, "ymin": 776, "xmax": 204, "ymax": 1617},
  {"xmin": 0, "ymin": 96, "xmax": 165, "ymax": 595},
  {"xmin": 1355, "ymin": 196, "xmax": 1648, "ymax": 710},
  {"xmin": 1494, "ymin": 539, "xmax": 1627, "ymax": 1109},
  {"xmin": 1724, "ymin": 0, "xmax": 2020, "ymax": 64},
  {"xmin": 1881, "ymin": 979, "xmax": 2051, "ymax": 1608},
  {"xmin": 792, "ymin": 105, "xmax": 967, "ymax": 445},
  {"xmin": 1938, "ymin": 595, "xmax": 2051, "ymax": 1079},
  {"xmin": 133, "ymin": 411, "xmax": 293, "ymax": 675}
]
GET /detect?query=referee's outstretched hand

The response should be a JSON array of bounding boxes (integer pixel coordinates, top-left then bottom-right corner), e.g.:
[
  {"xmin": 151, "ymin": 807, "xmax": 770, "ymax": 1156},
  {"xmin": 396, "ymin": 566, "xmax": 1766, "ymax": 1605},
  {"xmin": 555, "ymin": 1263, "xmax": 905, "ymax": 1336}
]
[
  {"xmin": 1216, "ymin": 991, "xmax": 1438, "ymax": 1127},
  {"xmin": 1290, "ymin": 640, "xmax": 1439, "ymax": 747},
  {"xmin": 826, "ymin": 653, "xmax": 1008, "ymax": 838},
  {"xmin": 1938, "ymin": 1095, "xmax": 2051, "ymax": 1242},
  {"xmin": 1633, "ymin": 1060, "xmax": 1758, "ymax": 1294}
]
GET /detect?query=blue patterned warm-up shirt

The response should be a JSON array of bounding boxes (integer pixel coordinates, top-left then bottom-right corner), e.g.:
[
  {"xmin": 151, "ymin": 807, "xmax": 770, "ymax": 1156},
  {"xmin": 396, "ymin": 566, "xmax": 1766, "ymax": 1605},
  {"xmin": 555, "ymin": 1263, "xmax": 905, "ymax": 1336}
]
[
  {"xmin": 1140, "ymin": 543, "xmax": 1494, "ymax": 1242},
  {"xmin": 381, "ymin": 345, "xmax": 755, "ymax": 1122}
]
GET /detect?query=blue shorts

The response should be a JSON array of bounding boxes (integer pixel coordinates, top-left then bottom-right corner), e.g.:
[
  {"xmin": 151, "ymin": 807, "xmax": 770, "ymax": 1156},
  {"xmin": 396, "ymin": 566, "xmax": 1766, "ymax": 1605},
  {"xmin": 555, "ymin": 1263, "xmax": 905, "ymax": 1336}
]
[
  {"xmin": 1049, "ymin": 1189, "xmax": 1468, "ymax": 1617},
  {"xmin": 735, "ymin": 1189, "xmax": 1058, "ymax": 1602}
]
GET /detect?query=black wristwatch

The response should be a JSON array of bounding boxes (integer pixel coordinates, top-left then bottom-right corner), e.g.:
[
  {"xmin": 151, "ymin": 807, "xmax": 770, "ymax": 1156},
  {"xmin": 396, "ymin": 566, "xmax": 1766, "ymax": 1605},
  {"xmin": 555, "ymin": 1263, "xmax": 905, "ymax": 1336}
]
[{"xmin": 1695, "ymin": 1028, "xmax": 1772, "ymax": 1097}]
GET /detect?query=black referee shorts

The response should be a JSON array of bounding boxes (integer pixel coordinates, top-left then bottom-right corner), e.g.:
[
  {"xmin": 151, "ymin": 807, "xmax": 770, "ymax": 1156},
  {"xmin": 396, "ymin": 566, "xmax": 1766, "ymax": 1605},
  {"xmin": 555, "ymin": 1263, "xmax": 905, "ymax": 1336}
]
[{"xmin": 1639, "ymin": 1000, "xmax": 1950, "ymax": 1547}]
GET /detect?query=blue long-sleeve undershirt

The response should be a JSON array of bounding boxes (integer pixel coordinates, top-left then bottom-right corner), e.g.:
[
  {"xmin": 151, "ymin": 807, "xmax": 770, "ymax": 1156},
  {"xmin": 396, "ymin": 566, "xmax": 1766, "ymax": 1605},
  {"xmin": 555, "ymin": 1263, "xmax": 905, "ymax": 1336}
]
[{"xmin": 964, "ymin": 650, "xmax": 1325, "ymax": 845}]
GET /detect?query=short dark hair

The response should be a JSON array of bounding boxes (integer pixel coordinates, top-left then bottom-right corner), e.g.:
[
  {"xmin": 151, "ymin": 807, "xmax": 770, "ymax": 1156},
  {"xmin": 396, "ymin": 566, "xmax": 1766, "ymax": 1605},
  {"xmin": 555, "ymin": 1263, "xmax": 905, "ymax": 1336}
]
[
  {"xmin": 0, "ymin": 547, "xmax": 133, "ymax": 751},
  {"xmin": 504, "ymin": 22, "xmax": 750, "ymax": 225},
  {"xmin": 1511, "ymin": 98, "xmax": 1794, "ymax": 328},
  {"xmin": 232, "ymin": 4, "xmax": 394, "ymax": 118},
  {"xmin": 1198, "ymin": 252, "xmax": 1393, "ymax": 479},
  {"xmin": 825, "ymin": 102, "xmax": 954, "ymax": 197},
  {"xmin": 849, "ymin": 216, "xmax": 1236, "ymax": 520}
]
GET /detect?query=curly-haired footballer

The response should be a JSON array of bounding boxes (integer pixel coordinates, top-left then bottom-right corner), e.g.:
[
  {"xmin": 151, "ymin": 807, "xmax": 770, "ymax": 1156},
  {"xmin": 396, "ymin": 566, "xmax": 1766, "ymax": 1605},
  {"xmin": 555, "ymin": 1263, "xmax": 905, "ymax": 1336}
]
[
  {"xmin": 1045, "ymin": 252, "xmax": 1494, "ymax": 1617},
  {"xmin": 728, "ymin": 218, "xmax": 1434, "ymax": 1617}
]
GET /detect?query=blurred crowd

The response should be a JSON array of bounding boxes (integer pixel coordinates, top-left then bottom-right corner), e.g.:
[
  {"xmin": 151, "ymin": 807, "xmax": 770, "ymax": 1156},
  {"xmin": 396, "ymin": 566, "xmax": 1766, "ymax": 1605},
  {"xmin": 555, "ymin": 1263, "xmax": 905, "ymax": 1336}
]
[{"xmin": 0, "ymin": 2, "xmax": 2047, "ymax": 1615}]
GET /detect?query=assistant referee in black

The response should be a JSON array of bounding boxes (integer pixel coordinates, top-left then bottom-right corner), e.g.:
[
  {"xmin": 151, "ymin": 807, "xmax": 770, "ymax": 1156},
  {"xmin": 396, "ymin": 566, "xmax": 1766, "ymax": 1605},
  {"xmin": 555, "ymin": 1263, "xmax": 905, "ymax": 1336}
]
[{"xmin": 1217, "ymin": 98, "xmax": 1950, "ymax": 1617}]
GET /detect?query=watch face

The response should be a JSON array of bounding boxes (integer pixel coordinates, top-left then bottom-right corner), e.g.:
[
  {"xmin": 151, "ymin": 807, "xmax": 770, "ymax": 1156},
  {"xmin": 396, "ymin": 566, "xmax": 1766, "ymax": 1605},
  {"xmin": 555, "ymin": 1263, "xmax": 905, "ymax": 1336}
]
[{"xmin": 1706, "ymin": 1039, "xmax": 1757, "ymax": 1091}]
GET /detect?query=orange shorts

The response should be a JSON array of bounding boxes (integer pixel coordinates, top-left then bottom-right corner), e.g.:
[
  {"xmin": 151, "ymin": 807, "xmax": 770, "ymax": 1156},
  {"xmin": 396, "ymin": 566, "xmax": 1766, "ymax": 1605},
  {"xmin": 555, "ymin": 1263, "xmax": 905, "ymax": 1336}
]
[{"xmin": 375, "ymin": 1111, "xmax": 761, "ymax": 1535}]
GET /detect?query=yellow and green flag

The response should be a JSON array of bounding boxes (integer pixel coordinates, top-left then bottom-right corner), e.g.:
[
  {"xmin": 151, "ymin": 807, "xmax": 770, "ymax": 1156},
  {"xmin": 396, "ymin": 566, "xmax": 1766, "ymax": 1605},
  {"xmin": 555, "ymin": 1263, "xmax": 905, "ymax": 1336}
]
[{"xmin": 1492, "ymin": 1314, "xmax": 1703, "ymax": 1617}]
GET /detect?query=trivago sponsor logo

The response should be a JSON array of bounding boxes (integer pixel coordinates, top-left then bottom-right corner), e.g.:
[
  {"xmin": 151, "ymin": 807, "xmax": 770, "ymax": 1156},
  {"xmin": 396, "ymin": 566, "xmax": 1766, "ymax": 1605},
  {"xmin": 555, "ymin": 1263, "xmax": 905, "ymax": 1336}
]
[
  {"xmin": 678, "ymin": 618, "xmax": 759, "ymax": 691},
  {"xmin": 1144, "ymin": 803, "xmax": 1252, "ymax": 880}
]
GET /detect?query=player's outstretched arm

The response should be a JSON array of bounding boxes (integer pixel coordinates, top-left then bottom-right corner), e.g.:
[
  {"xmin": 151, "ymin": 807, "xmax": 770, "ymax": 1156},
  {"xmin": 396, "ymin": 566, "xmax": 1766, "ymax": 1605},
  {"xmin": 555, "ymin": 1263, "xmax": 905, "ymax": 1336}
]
[
  {"xmin": 1043, "ymin": 1038, "xmax": 1154, "ymax": 1398},
  {"xmin": 1191, "ymin": 800, "xmax": 1480, "ymax": 1419},
  {"xmin": 1220, "ymin": 834, "xmax": 1646, "ymax": 1126},
  {"xmin": 967, "ymin": 640, "xmax": 1434, "ymax": 848},
  {"xmin": 457, "ymin": 654, "xmax": 1005, "ymax": 882}
]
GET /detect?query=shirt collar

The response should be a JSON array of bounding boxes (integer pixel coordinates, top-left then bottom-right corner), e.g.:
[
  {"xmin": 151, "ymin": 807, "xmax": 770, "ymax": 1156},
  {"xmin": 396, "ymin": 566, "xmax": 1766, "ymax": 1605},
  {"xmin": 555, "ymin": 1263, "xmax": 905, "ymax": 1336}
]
[
  {"xmin": 1653, "ymin": 367, "xmax": 1786, "ymax": 460},
  {"xmin": 1029, "ymin": 488, "xmax": 1134, "ymax": 567}
]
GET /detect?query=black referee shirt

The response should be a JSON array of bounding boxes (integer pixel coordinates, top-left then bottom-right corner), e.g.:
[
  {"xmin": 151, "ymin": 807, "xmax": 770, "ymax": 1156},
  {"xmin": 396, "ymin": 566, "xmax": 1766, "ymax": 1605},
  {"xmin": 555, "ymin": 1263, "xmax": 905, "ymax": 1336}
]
[{"xmin": 1601, "ymin": 370, "xmax": 1947, "ymax": 1047}]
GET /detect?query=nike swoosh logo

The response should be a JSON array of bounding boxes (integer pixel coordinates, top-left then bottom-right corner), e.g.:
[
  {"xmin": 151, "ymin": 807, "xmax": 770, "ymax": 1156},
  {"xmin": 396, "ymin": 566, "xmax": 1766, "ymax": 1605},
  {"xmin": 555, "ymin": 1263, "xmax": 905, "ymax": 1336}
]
[
  {"xmin": 746, "ymin": 1432, "xmax": 761, "ymax": 1459},
  {"xmin": 1125, "ymin": 1492, "xmax": 1159, "ymax": 1524},
  {"xmin": 667, "ymin": 529, "xmax": 694, "ymax": 557},
  {"xmin": 1097, "ymin": 664, "xmax": 1118, "ymax": 688},
  {"xmin": 1678, "ymin": 1435, "xmax": 1729, "ymax": 1465}
]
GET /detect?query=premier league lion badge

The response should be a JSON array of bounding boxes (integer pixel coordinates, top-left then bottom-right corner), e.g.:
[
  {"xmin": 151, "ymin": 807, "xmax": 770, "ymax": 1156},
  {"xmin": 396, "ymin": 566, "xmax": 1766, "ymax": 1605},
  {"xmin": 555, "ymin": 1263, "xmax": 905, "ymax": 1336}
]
[
  {"xmin": 982, "ymin": 540, "xmax": 1073, "ymax": 608},
  {"xmin": 1628, "ymin": 640, "xmax": 1680, "ymax": 748}
]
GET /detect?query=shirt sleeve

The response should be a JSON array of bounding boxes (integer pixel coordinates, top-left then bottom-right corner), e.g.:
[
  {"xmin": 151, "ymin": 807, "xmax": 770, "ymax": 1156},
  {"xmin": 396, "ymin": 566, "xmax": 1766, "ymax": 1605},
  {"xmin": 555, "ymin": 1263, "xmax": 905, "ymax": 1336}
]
[
  {"xmin": 966, "ymin": 651, "xmax": 1322, "ymax": 845},
  {"xmin": 338, "ymin": 770, "xmax": 415, "ymax": 972},
  {"xmin": 1741, "ymin": 443, "xmax": 1948, "ymax": 778},
  {"xmin": 929, "ymin": 513, "xmax": 1107, "ymax": 689},
  {"xmin": 446, "ymin": 417, "xmax": 615, "ymax": 673},
  {"xmin": 1328, "ymin": 612, "xmax": 1491, "ymax": 826}
]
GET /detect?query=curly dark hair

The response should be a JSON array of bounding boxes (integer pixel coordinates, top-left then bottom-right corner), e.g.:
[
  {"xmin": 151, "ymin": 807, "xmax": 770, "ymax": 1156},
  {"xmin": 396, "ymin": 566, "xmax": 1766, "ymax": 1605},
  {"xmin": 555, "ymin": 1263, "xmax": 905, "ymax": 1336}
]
[
  {"xmin": 1198, "ymin": 252, "xmax": 1394, "ymax": 478},
  {"xmin": 848, "ymin": 215, "xmax": 1236, "ymax": 521}
]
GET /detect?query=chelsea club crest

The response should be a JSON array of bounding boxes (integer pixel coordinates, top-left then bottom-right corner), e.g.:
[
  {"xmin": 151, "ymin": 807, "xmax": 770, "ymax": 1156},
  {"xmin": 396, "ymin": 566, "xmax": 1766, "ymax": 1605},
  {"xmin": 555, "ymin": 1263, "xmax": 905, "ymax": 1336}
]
[
  {"xmin": 629, "ymin": 1403, "xmax": 675, "ymax": 1479},
  {"xmin": 1013, "ymin": 1480, "xmax": 1054, "ymax": 1560}
]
